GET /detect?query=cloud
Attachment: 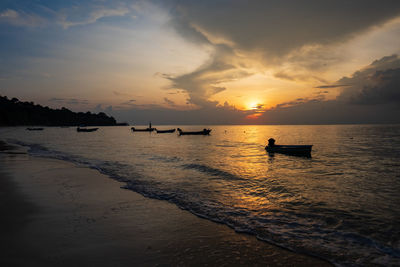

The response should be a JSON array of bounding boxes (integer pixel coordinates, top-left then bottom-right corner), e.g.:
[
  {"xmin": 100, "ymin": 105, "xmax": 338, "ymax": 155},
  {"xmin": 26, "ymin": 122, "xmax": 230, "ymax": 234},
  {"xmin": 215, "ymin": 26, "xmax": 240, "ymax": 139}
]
[
  {"xmin": 259, "ymin": 99, "xmax": 400, "ymax": 124},
  {"xmin": 120, "ymin": 99, "xmax": 137, "ymax": 106},
  {"xmin": 0, "ymin": 9, "xmax": 46, "ymax": 27},
  {"xmin": 94, "ymin": 104, "xmax": 113, "ymax": 115},
  {"xmin": 256, "ymin": 54, "xmax": 400, "ymax": 123},
  {"xmin": 338, "ymin": 54, "xmax": 400, "ymax": 104},
  {"xmin": 315, "ymin": 84, "xmax": 350, "ymax": 89},
  {"xmin": 163, "ymin": 97, "xmax": 175, "ymax": 106},
  {"xmin": 113, "ymin": 54, "xmax": 400, "ymax": 124},
  {"xmin": 159, "ymin": 1, "xmax": 400, "ymax": 107},
  {"xmin": 59, "ymin": 7, "xmax": 130, "ymax": 29},
  {"xmin": 168, "ymin": 1, "xmax": 400, "ymax": 57},
  {"xmin": 163, "ymin": 44, "xmax": 253, "ymax": 107},
  {"xmin": 49, "ymin": 98, "xmax": 89, "ymax": 105}
]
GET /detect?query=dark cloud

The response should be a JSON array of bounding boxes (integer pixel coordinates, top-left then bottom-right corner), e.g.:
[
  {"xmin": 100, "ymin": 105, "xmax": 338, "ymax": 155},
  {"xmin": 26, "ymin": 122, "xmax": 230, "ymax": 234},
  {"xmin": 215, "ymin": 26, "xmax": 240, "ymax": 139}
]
[
  {"xmin": 164, "ymin": 97, "xmax": 175, "ymax": 106},
  {"xmin": 274, "ymin": 97, "xmax": 323, "ymax": 109},
  {"xmin": 258, "ymin": 100, "xmax": 400, "ymax": 124},
  {"xmin": 160, "ymin": 1, "xmax": 400, "ymax": 108},
  {"xmin": 119, "ymin": 99, "xmax": 137, "ymax": 107},
  {"xmin": 168, "ymin": 1, "xmax": 400, "ymax": 56},
  {"xmin": 254, "ymin": 103, "xmax": 264, "ymax": 110},
  {"xmin": 338, "ymin": 54, "xmax": 400, "ymax": 104},
  {"xmin": 49, "ymin": 98, "xmax": 89, "ymax": 105},
  {"xmin": 315, "ymin": 84, "xmax": 350, "ymax": 89},
  {"xmin": 257, "ymin": 55, "xmax": 400, "ymax": 123}
]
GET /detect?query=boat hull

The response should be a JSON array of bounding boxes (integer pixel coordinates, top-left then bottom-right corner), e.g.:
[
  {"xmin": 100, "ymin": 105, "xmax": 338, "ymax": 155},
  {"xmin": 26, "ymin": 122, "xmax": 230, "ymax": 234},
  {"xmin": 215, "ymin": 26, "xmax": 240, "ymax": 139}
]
[
  {"xmin": 77, "ymin": 127, "xmax": 98, "ymax": 132},
  {"xmin": 131, "ymin": 127, "xmax": 155, "ymax": 132},
  {"xmin": 265, "ymin": 145, "xmax": 312, "ymax": 156},
  {"xmin": 177, "ymin": 129, "xmax": 211, "ymax": 135}
]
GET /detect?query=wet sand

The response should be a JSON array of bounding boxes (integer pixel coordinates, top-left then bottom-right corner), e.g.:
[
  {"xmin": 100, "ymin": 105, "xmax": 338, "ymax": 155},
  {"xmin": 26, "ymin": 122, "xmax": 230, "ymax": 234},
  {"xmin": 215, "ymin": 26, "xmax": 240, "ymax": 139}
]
[{"xmin": 0, "ymin": 141, "xmax": 331, "ymax": 266}]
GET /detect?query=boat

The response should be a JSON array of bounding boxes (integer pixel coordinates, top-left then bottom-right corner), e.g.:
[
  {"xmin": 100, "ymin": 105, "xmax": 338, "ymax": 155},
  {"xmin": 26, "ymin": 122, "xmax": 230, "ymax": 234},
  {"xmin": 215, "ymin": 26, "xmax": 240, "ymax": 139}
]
[
  {"xmin": 156, "ymin": 128, "xmax": 176, "ymax": 133},
  {"xmin": 77, "ymin": 127, "xmax": 99, "ymax": 132},
  {"xmin": 131, "ymin": 122, "xmax": 155, "ymax": 132},
  {"xmin": 265, "ymin": 138, "xmax": 312, "ymax": 156},
  {"xmin": 131, "ymin": 127, "xmax": 155, "ymax": 132},
  {"xmin": 26, "ymin": 127, "xmax": 44, "ymax": 131},
  {"xmin": 177, "ymin": 128, "xmax": 211, "ymax": 135}
]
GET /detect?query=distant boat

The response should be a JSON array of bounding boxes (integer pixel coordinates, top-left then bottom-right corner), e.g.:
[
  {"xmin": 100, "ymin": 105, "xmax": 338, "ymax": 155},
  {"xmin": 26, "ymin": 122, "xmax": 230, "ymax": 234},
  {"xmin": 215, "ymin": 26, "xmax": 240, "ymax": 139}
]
[
  {"xmin": 26, "ymin": 127, "xmax": 44, "ymax": 131},
  {"xmin": 131, "ymin": 122, "xmax": 155, "ymax": 132},
  {"xmin": 77, "ymin": 127, "xmax": 99, "ymax": 132},
  {"xmin": 156, "ymin": 128, "xmax": 176, "ymax": 133},
  {"xmin": 177, "ymin": 128, "xmax": 211, "ymax": 135},
  {"xmin": 131, "ymin": 127, "xmax": 155, "ymax": 132},
  {"xmin": 265, "ymin": 138, "xmax": 312, "ymax": 156}
]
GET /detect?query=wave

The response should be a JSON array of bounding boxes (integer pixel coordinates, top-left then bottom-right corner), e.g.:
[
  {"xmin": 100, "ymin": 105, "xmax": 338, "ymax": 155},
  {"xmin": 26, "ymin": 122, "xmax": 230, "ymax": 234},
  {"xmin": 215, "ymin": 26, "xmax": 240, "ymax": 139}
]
[{"xmin": 182, "ymin": 163, "xmax": 244, "ymax": 181}]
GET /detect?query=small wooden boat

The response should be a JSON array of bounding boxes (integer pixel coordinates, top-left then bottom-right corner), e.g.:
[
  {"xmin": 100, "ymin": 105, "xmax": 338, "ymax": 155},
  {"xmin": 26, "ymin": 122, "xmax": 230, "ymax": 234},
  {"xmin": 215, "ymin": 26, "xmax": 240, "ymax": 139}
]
[
  {"xmin": 156, "ymin": 128, "xmax": 176, "ymax": 133},
  {"xmin": 265, "ymin": 138, "xmax": 312, "ymax": 156},
  {"xmin": 177, "ymin": 128, "xmax": 211, "ymax": 135},
  {"xmin": 26, "ymin": 127, "xmax": 44, "ymax": 131},
  {"xmin": 131, "ymin": 122, "xmax": 155, "ymax": 132},
  {"xmin": 77, "ymin": 127, "xmax": 99, "ymax": 132},
  {"xmin": 131, "ymin": 127, "xmax": 155, "ymax": 132}
]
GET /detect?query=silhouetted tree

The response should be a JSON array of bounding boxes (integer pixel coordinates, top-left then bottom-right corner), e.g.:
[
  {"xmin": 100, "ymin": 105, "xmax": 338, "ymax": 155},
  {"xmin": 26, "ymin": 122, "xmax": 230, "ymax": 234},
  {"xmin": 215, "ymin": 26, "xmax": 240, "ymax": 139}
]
[{"xmin": 0, "ymin": 95, "xmax": 117, "ymax": 126}]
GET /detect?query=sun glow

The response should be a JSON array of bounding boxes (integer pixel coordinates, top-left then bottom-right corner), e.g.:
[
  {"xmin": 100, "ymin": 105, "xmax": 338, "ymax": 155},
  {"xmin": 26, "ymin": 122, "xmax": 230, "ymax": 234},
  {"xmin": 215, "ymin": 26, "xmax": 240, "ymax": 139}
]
[{"xmin": 245, "ymin": 101, "xmax": 261, "ymax": 110}]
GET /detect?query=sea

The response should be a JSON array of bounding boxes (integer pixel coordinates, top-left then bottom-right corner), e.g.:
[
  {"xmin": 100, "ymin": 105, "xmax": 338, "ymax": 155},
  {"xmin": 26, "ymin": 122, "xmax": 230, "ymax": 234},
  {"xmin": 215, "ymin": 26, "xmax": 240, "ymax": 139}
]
[{"xmin": 1, "ymin": 125, "xmax": 399, "ymax": 266}]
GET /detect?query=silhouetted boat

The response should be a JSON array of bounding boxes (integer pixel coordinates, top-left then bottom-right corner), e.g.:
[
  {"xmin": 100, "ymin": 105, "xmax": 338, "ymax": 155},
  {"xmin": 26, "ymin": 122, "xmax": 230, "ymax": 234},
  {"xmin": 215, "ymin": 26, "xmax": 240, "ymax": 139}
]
[
  {"xmin": 77, "ymin": 127, "xmax": 98, "ymax": 132},
  {"xmin": 177, "ymin": 128, "xmax": 211, "ymax": 135},
  {"xmin": 265, "ymin": 138, "xmax": 312, "ymax": 156},
  {"xmin": 131, "ymin": 122, "xmax": 155, "ymax": 132},
  {"xmin": 26, "ymin": 127, "xmax": 44, "ymax": 131},
  {"xmin": 131, "ymin": 127, "xmax": 155, "ymax": 132},
  {"xmin": 156, "ymin": 128, "xmax": 176, "ymax": 133}
]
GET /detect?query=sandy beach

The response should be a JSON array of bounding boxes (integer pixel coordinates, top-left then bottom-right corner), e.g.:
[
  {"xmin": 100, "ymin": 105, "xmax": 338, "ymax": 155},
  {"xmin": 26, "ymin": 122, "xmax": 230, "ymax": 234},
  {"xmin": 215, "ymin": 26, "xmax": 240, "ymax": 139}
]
[{"xmin": 0, "ymin": 141, "xmax": 331, "ymax": 266}]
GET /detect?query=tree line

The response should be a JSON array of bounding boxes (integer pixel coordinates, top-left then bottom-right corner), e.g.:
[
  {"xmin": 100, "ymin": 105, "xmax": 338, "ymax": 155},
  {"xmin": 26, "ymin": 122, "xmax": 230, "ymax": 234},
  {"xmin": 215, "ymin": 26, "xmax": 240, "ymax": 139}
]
[{"xmin": 0, "ymin": 96, "xmax": 118, "ymax": 126}]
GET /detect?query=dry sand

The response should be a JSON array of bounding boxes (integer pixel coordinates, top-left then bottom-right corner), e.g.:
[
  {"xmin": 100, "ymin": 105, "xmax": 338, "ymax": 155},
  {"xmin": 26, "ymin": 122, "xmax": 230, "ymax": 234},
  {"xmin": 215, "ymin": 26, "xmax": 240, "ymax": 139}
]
[{"xmin": 0, "ymin": 141, "xmax": 331, "ymax": 266}]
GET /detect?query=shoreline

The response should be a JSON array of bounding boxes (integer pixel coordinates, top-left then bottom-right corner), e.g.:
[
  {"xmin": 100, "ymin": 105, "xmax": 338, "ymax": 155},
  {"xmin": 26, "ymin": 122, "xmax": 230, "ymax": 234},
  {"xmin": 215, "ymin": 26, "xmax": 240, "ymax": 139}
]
[{"xmin": 0, "ymin": 141, "xmax": 332, "ymax": 266}]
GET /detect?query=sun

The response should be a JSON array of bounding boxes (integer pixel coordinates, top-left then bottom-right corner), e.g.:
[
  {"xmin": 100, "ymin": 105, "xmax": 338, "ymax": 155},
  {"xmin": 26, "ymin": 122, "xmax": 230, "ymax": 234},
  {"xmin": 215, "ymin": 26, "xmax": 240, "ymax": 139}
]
[{"xmin": 245, "ymin": 101, "xmax": 259, "ymax": 110}]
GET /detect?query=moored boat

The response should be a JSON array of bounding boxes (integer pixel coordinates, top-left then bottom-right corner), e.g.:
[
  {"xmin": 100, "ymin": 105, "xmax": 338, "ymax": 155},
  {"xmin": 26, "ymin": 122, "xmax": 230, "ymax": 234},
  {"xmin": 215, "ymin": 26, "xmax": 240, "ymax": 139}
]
[
  {"xmin": 26, "ymin": 127, "xmax": 44, "ymax": 131},
  {"xmin": 131, "ymin": 122, "xmax": 155, "ymax": 132},
  {"xmin": 131, "ymin": 127, "xmax": 155, "ymax": 132},
  {"xmin": 177, "ymin": 128, "xmax": 211, "ymax": 135},
  {"xmin": 265, "ymin": 138, "xmax": 312, "ymax": 156},
  {"xmin": 77, "ymin": 127, "xmax": 99, "ymax": 132},
  {"xmin": 156, "ymin": 128, "xmax": 176, "ymax": 133}
]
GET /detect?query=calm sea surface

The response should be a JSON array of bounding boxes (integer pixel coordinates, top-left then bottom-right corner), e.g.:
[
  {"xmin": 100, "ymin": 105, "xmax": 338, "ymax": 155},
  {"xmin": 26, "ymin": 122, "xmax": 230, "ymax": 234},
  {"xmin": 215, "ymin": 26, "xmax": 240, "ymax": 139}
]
[{"xmin": 1, "ymin": 125, "xmax": 400, "ymax": 266}]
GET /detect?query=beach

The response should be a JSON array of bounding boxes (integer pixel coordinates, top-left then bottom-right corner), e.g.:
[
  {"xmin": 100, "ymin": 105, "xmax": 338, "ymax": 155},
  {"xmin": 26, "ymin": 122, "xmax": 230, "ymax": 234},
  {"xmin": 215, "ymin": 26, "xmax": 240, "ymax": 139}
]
[{"xmin": 0, "ymin": 141, "xmax": 331, "ymax": 266}]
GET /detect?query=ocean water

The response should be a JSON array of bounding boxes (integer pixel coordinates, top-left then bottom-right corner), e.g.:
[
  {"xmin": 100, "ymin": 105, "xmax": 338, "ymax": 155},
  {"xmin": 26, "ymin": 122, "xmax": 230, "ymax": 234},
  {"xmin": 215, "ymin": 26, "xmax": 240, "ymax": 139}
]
[{"xmin": 1, "ymin": 125, "xmax": 400, "ymax": 266}]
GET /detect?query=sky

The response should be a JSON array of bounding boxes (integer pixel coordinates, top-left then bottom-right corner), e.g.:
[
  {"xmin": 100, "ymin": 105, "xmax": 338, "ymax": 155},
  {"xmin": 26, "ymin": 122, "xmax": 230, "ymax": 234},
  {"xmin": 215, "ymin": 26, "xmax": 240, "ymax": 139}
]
[{"xmin": 1, "ymin": 0, "xmax": 400, "ymax": 124}]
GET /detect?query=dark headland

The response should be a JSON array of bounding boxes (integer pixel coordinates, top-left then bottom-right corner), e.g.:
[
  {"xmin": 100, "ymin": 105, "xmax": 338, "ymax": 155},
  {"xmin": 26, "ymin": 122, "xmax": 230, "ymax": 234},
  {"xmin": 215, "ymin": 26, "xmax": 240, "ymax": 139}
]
[{"xmin": 0, "ymin": 96, "xmax": 126, "ymax": 126}]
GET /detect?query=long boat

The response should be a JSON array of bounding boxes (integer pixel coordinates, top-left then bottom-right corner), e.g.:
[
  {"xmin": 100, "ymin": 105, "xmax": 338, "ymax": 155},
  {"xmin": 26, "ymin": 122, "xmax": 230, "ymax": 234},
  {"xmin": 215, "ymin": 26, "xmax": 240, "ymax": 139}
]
[
  {"xmin": 77, "ymin": 127, "xmax": 99, "ymax": 132},
  {"xmin": 26, "ymin": 127, "xmax": 44, "ymax": 131},
  {"xmin": 131, "ymin": 127, "xmax": 155, "ymax": 132},
  {"xmin": 177, "ymin": 128, "xmax": 211, "ymax": 135},
  {"xmin": 265, "ymin": 145, "xmax": 312, "ymax": 155},
  {"xmin": 156, "ymin": 128, "xmax": 176, "ymax": 133},
  {"xmin": 265, "ymin": 138, "xmax": 312, "ymax": 156}
]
